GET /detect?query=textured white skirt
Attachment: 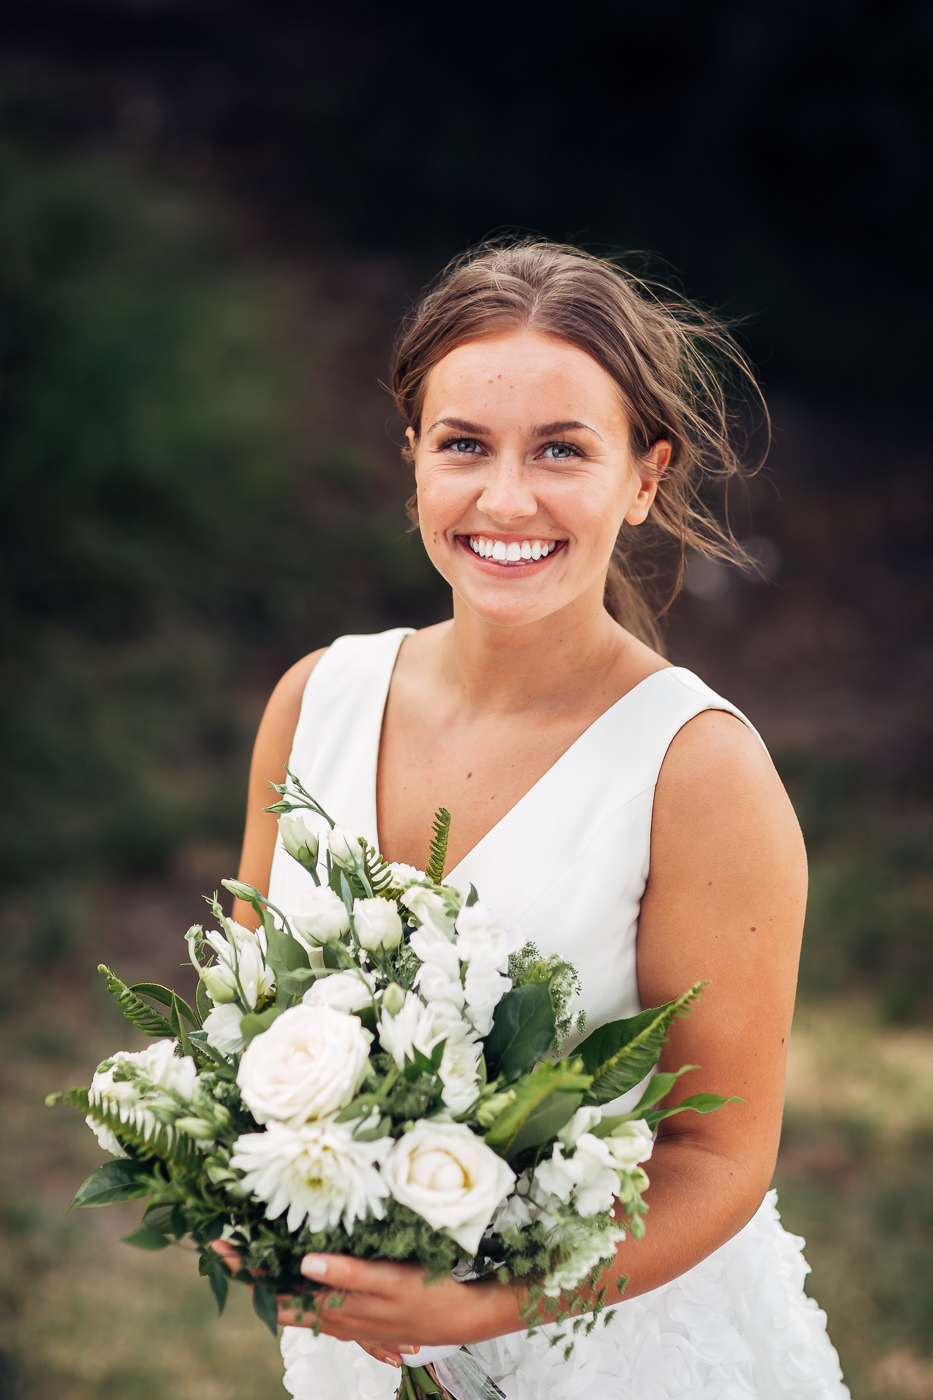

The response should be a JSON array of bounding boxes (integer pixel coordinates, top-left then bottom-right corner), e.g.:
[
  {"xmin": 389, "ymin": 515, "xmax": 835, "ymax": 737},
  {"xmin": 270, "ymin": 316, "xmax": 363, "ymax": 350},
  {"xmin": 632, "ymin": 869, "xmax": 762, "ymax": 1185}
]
[{"xmin": 280, "ymin": 1191, "xmax": 850, "ymax": 1400}]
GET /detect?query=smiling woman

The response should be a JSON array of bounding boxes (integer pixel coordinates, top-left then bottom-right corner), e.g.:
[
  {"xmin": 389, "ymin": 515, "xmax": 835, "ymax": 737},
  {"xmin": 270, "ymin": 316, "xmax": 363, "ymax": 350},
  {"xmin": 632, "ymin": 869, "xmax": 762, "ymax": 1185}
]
[{"xmin": 233, "ymin": 240, "xmax": 850, "ymax": 1399}]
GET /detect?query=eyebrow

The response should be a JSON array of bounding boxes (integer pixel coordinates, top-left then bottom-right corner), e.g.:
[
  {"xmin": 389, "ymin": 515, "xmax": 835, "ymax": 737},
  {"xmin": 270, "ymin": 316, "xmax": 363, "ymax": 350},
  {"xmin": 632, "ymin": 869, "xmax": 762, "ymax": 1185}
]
[{"xmin": 427, "ymin": 416, "xmax": 604, "ymax": 440}]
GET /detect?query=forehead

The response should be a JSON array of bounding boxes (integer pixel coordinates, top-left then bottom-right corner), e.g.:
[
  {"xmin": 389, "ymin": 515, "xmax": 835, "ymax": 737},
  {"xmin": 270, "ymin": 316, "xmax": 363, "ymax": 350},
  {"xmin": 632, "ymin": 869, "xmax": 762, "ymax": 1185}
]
[{"xmin": 421, "ymin": 329, "xmax": 627, "ymax": 428}]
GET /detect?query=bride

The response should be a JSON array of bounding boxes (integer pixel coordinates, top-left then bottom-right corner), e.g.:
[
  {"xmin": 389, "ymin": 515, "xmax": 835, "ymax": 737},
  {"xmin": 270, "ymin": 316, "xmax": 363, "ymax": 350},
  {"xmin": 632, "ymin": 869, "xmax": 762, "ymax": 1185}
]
[{"xmin": 232, "ymin": 240, "xmax": 850, "ymax": 1397}]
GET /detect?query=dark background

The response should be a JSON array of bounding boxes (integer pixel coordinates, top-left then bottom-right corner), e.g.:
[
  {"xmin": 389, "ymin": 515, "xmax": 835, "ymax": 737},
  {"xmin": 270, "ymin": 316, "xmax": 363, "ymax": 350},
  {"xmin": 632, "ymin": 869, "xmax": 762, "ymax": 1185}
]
[{"xmin": 1, "ymin": 4, "xmax": 932, "ymax": 1398}]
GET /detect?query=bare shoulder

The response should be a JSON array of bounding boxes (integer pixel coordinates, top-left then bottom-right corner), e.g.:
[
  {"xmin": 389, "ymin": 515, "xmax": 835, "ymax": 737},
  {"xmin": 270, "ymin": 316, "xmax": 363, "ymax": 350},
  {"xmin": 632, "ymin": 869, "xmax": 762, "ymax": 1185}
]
[{"xmin": 640, "ymin": 705, "xmax": 807, "ymax": 1010}]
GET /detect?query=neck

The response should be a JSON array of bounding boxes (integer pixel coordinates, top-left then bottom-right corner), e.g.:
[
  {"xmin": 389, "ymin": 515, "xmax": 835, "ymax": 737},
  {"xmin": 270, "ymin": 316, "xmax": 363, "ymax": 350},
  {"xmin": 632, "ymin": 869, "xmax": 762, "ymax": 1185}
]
[{"xmin": 436, "ymin": 593, "xmax": 629, "ymax": 717}]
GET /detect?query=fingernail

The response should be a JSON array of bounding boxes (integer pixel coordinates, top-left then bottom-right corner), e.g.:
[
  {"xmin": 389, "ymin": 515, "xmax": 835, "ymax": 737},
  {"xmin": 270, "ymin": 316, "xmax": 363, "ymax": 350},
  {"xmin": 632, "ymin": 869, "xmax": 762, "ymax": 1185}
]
[
  {"xmin": 398, "ymin": 1345, "xmax": 420, "ymax": 1355},
  {"xmin": 300, "ymin": 1254, "xmax": 328, "ymax": 1279}
]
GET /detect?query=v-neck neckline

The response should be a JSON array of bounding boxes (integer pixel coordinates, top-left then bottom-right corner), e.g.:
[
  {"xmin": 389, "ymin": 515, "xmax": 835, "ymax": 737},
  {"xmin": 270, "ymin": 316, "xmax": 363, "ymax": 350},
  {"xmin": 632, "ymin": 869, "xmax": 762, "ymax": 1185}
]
[{"xmin": 371, "ymin": 628, "xmax": 674, "ymax": 881}]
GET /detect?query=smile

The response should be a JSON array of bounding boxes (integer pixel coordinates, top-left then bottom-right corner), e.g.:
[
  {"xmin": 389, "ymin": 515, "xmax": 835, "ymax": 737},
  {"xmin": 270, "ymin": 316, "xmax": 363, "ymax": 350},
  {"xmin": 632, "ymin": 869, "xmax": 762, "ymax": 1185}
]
[{"xmin": 468, "ymin": 536, "xmax": 562, "ymax": 564}]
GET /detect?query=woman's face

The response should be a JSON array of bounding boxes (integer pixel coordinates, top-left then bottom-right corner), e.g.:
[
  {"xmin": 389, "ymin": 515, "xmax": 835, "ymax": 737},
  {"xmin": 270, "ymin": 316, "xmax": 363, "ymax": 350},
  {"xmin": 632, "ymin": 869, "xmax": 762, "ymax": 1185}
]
[{"xmin": 408, "ymin": 328, "xmax": 669, "ymax": 630}]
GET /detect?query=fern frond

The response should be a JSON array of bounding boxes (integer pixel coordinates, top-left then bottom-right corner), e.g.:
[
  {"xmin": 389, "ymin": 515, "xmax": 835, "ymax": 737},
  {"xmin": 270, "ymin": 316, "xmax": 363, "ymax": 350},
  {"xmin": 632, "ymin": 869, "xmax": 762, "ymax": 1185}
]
[
  {"xmin": 425, "ymin": 807, "xmax": 451, "ymax": 884},
  {"xmin": 98, "ymin": 965, "xmax": 174, "ymax": 1038},
  {"xmin": 363, "ymin": 843, "xmax": 394, "ymax": 895},
  {"xmin": 83, "ymin": 1095, "xmax": 202, "ymax": 1172}
]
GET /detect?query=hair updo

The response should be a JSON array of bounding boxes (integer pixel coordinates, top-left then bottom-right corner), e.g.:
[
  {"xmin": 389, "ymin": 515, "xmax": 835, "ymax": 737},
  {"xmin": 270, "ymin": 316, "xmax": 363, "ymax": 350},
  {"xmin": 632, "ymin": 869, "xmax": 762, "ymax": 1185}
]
[{"xmin": 390, "ymin": 238, "xmax": 767, "ymax": 652}]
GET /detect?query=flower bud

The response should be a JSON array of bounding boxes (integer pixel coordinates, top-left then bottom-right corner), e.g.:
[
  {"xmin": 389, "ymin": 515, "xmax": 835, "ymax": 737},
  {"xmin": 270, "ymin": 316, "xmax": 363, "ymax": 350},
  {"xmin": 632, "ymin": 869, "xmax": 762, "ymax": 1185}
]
[
  {"xmin": 328, "ymin": 825, "xmax": 364, "ymax": 870},
  {"xmin": 200, "ymin": 964, "xmax": 238, "ymax": 1004},
  {"xmin": 353, "ymin": 897, "xmax": 403, "ymax": 953},
  {"xmin": 381, "ymin": 982, "xmax": 406, "ymax": 1016},
  {"xmin": 278, "ymin": 812, "xmax": 320, "ymax": 870}
]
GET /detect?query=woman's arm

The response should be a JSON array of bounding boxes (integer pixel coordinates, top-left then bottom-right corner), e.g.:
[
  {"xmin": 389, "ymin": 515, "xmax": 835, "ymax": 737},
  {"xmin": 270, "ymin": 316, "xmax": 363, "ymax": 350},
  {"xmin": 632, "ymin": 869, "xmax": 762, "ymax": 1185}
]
[
  {"xmin": 267, "ymin": 706, "xmax": 806, "ymax": 1353},
  {"xmin": 232, "ymin": 649, "xmax": 326, "ymax": 930}
]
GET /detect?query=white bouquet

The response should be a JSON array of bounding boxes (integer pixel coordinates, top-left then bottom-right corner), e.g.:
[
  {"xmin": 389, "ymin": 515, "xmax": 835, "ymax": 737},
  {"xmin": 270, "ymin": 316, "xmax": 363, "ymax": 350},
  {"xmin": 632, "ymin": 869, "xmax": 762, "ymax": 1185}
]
[{"xmin": 51, "ymin": 770, "xmax": 733, "ymax": 1400}]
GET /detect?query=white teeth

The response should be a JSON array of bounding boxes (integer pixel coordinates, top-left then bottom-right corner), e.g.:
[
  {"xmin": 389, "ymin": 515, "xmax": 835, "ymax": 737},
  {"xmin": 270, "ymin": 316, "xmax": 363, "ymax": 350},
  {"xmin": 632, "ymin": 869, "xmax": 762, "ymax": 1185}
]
[{"xmin": 468, "ymin": 536, "xmax": 559, "ymax": 564}]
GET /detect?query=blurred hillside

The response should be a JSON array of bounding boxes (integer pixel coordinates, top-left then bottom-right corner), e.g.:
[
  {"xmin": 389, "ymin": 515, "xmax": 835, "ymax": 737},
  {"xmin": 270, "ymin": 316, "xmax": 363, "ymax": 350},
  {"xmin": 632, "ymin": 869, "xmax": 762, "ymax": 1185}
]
[{"xmin": 1, "ymin": 5, "xmax": 932, "ymax": 1397}]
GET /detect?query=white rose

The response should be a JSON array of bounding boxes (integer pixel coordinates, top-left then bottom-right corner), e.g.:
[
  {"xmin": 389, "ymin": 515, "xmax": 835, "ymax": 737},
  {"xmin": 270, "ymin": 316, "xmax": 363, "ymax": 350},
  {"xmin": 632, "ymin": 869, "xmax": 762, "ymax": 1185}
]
[
  {"xmin": 303, "ymin": 968, "xmax": 376, "ymax": 1015},
  {"xmin": 289, "ymin": 886, "xmax": 350, "ymax": 948},
  {"xmin": 236, "ymin": 1003, "xmax": 372, "ymax": 1127},
  {"xmin": 230, "ymin": 1118, "xmax": 392, "ymax": 1233},
  {"xmin": 383, "ymin": 1121, "xmax": 515, "ymax": 1254},
  {"xmin": 278, "ymin": 811, "xmax": 321, "ymax": 868},
  {"xmin": 328, "ymin": 825, "xmax": 364, "ymax": 869},
  {"xmin": 353, "ymin": 897, "xmax": 403, "ymax": 952},
  {"xmin": 203, "ymin": 1002, "xmax": 247, "ymax": 1055}
]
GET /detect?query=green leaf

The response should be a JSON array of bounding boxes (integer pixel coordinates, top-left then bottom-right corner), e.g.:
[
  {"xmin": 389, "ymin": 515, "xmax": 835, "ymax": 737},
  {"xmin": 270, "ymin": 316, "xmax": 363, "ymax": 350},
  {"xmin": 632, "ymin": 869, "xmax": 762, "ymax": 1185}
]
[
  {"xmin": 576, "ymin": 984, "xmax": 704, "ymax": 1106},
  {"xmin": 483, "ymin": 1061, "xmax": 592, "ymax": 1160},
  {"xmin": 122, "ymin": 1226, "xmax": 171, "ymax": 1251},
  {"xmin": 130, "ymin": 982, "xmax": 199, "ymax": 1027},
  {"xmin": 70, "ymin": 1160, "xmax": 150, "ymax": 1210},
  {"xmin": 171, "ymin": 993, "xmax": 196, "ymax": 1058},
  {"xmin": 143, "ymin": 1201, "xmax": 187, "ymax": 1237},
  {"xmin": 251, "ymin": 1280, "xmax": 279, "ymax": 1336},
  {"xmin": 641, "ymin": 1091, "xmax": 743, "ymax": 1129},
  {"xmin": 195, "ymin": 977, "xmax": 212, "ymax": 1026},
  {"xmin": 275, "ymin": 967, "xmax": 317, "ymax": 1002},
  {"xmin": 483, "ymin": 982, "xmax": 556, "ymax": 1083},
  {"xmin": 98, "ymin": 965, "xmax": 174, "ymax": 1037},
  {"xmin": 240, "ymin": 1004, "xmax": 284, "ymax": 1046},
  {"xmin": 265, "ymin": 921, "xmax": 311, "ymax": 975},
  {"xmin": 207, "ymin": 1257, "xmax": 229, "ymax": 1314},
  {"xmin": 425, "ymin": 807, "xmax": 451, "ymax": 884}
]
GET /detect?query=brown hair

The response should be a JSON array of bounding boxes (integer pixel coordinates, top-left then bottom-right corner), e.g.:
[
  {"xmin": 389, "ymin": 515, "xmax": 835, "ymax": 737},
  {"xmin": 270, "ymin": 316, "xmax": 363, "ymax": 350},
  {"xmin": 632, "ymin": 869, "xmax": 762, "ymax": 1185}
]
[{"xmin": 391, "ymin": 238, "xmax": 768, "ymax": 652}]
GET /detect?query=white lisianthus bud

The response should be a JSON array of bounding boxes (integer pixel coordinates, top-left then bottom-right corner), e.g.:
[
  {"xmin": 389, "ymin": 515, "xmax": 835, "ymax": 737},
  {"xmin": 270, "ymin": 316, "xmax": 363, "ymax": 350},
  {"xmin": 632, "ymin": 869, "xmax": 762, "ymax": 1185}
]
[
  {"xmin": 289, "ymin": 886, "xmax": 350, "ymax": 948},
  {"xmin": 174, "ymin": 1116, "xmax": 216, "ymax": 1142},
  {"xmin": 328, "ymin": 825, "xmax": 364, "ymax": 870},
  {"xmin": 381, "ymin": 982, "xmax": 406, "ymax": 1016},
  {"xmin": 278, "ymin": 812, "xmax": 320, "ymax": 869},
  {"xmin": 353, "ymin": 897, "xmax": 403, "ymax": 952},
  {"xmin": 200, "ymin": 963, "xmax": 238, "ymax": 1004},
  {"xmin": 303, "ymin": 968, "xmax": 376, "ymax": 1015}
]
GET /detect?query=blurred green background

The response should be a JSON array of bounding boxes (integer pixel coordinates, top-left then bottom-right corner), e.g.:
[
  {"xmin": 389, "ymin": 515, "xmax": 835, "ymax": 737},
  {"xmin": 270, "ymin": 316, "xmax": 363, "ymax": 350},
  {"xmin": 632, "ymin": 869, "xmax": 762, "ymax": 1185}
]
[{"xmin": 1, "ymin": 3, "xmax": 931, "ymax": 1397}]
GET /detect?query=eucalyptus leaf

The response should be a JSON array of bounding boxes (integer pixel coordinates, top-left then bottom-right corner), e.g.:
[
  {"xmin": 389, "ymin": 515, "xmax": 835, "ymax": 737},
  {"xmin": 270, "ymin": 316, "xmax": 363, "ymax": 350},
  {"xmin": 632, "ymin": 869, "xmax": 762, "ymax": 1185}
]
[
  {"xmin": 484, "ymin": 982, "xmax": 556, "ymax": 1082},
  {"xmin": 70, "ymin": 1159, "xmax": 149, "ymax": 1210}
]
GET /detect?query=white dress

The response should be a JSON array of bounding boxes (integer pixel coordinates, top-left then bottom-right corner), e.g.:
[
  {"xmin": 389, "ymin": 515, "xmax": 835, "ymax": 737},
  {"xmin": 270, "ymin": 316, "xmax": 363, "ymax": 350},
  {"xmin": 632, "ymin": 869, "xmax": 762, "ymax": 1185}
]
[{"xmin": 269, "ymin": 628, "xmax": 850, "ymax": 1400}]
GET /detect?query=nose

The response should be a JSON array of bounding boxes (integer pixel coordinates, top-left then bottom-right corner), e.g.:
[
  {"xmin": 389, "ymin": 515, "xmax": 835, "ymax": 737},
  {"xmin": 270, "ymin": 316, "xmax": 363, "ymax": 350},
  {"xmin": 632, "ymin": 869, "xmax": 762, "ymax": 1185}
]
[{"xmin": 476, "ymin": 456, "xmax": 537, "ymax": 525}]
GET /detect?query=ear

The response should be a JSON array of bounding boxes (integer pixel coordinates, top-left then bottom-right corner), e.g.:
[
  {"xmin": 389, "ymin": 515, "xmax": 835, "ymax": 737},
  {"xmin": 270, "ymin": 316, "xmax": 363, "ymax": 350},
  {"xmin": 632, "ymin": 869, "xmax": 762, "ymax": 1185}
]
[
  {"xmin": 405, "ymin": 425, "xmax": 417, "ymax": 456},
  {"xmin": 624, "ymin": 439, "xmax": 671, "ymax": 526}
]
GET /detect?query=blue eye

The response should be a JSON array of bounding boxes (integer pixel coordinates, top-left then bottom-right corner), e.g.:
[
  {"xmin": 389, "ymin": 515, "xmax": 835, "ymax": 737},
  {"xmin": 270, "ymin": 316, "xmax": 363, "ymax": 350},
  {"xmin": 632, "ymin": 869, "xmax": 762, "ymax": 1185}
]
[
  {"xmin": 542, "ymin": 442, "xmax": 579, "ymax": 460},
  {"xmin": 441, "ymin": 438, "xmax": 480, "ymax": 454}
]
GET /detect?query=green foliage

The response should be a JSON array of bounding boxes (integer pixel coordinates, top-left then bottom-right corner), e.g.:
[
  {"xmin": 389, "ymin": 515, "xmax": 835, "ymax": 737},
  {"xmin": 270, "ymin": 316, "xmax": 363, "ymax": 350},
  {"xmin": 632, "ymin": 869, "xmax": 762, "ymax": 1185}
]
[
  {"xmin": 98, "ymin": 965, "xmax": 174, "ymax": 1038},
  {"xmin": 577, "ymin": 984, "xmax": 703, "ymax": 1106},
  {"xmin": 483, "ymin": 1061, "xmax": 592, "ymax": 1162},
  {"xmin": 70, "ymin": 1159, "xmax": 150, "ymax": 1209},
  {"xmin": 425, "ymin": 807, "xmax": 452, "ymax": 884},
  {"xmin": 484, "ymin": 981, "xmax": 557, "ymax": 1083}
]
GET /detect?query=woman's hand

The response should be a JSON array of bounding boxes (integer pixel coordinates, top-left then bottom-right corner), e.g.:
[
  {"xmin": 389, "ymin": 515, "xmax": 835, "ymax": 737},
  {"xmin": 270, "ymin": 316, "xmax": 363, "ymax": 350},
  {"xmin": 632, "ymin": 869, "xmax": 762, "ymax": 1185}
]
[{"xmin": 211, "ymin": 1242, "xmax": 516, "ymax": 1366}]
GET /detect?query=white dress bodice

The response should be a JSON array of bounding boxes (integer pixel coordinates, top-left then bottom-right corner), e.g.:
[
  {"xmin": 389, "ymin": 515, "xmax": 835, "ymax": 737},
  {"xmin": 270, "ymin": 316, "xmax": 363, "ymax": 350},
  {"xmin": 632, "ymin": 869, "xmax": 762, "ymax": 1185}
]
[{"xmin": 272, "ymin": 628, "xmax": 850, "ymax": 1400}]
